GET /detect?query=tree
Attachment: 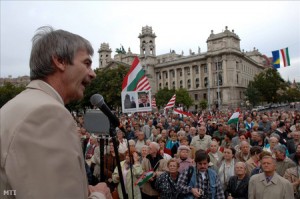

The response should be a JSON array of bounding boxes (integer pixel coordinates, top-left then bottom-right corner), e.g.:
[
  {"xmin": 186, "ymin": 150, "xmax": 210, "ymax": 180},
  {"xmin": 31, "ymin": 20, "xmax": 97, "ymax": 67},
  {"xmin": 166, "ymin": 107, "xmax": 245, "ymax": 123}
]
[
  {"xmin": 199, "ymin": 100, "xmax": 208, "ymax": 110},
  {"xmin": 244, "ymin": 81, "xmax": 262, "ymax": 107},
  {"xmin": 155, "ymin": 87, "xmax": 175, "ymax": 109},
  {"xmin": 155, "ymin": 87, "xmax": 193, "ymax": 109},
  {"xmin": 251, "ymin": 68, "xmax": 287, "ymax": 103},
  {"xmin": 284, "ymin": 87, "xmax": 300, "ymax": 102},
  {"xmin": 175, "ymin": 88, "xmax": 194, "ymax": 109},
  {"xmin": 0, "ymin": 82, "xmax": 26, "ymax": 108}
]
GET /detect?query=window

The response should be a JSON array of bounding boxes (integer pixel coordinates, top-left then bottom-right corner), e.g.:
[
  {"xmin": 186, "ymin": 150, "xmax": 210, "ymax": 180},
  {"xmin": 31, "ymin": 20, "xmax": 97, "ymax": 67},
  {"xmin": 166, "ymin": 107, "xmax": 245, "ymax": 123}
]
[
  {"xmin": 186, "ymin": 67, "xmax": 190, "ymax": 75},
  {"xmin": 165, "ymin": 72, "xmax": 168, "ymax": 78},
  {"xmin": 204, "ymin": 65, "xmax": 208, "ymax": 73},
  {"xmin": 172, "ymin": 81, "xmax": 175, "ymax": 89},
  {"xmin": 237, "ymin": 74, "xmax": 239, "ymax": 84},
  {"xmin": 194, "ymin": 66, "xmax": 199, "ymax": 74},
  {"xmin": 203, "ymin": 93, "xmax": 207, "ymax": 100},
  {"xmin": 215, "ymin": 62, "xmax": 222, "ymax": 71},
  {"xmin": 204, "ymin": 77, "xmax": 208, "ymax": 87},
  {"xmin": 159, "ymin": 83, "xmax": 162, "ymax": 89},
  {"xmin": 215, "ymin": 73, "xmax": 223, "ymax": 86},
  {"xmin": 195, "ymin": 78, "xmax": 199, "ymax": 88},
  {"xmin": 159, "ymin": 73, "xmax": 161, "ymax": 80},
  {"xmin": 180, "ymin": 80, "xmax": 183, "ymax": 88},
  {"xmin": 187, "ymin": 79, "xmax": 191, "ymax": 89},
  {"xmin": 179, "ymin": 69, "xmax": 182, "ymax": 77},
  {"xmin": 166, "ymin": 82, "xmax": 168, "ymax": 87},
  {"xmin": 172, "ymin": 70, "xmax": 175, "ymax": 78},
  {"xmin": 195, "ymin": 94, "xmax": 198, "ymax": 100}
]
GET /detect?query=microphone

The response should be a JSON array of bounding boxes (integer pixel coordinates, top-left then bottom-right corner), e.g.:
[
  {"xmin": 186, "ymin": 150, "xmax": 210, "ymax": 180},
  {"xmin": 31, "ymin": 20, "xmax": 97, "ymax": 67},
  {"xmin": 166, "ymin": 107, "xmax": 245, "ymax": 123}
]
[{"xmin": 90, "ymin": 94, "xmax": 126, "ymax": 133}]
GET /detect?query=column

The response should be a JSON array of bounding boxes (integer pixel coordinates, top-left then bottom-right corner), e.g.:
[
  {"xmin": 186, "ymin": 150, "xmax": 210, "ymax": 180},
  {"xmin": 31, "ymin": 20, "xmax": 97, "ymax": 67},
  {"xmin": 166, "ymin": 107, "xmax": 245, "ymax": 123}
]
[
  {"xmin": 174, "ymin": 68, "xmax": 178, "ymax": 89},
  {"xmin": 168, "ymin": 70, "xmax": 171, "ymax": 89},
  {"xmin": 222, "ymin": 59, "xmax": 227, "ymax": 86},
  {"xmin": 190, "ymin": 66, "xmax": 194, "ymax": 89}
]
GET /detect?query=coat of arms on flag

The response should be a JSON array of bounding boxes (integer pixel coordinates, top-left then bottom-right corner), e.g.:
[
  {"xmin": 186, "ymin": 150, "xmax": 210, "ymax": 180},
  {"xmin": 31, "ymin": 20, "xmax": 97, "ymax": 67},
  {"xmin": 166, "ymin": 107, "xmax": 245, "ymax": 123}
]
[{"xmin": 121, "ymin": 56, "xmax": 152, "ymax": 113}]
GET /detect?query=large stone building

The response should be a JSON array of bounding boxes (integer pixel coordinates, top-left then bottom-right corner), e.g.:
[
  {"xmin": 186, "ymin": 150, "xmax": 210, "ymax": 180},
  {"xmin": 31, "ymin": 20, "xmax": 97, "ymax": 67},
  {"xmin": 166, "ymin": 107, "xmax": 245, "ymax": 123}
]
[{"xmin": 98, "ymin": 26, "xmax": 271, "ymax": 110}]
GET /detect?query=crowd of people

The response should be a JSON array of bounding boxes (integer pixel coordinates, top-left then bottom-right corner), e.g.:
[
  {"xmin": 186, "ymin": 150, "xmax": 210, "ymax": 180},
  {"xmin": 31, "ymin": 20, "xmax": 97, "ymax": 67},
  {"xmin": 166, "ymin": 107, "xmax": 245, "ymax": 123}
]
[{"xmin": 78, "ymin": 108, "xmax": 300, "ymax": 199}]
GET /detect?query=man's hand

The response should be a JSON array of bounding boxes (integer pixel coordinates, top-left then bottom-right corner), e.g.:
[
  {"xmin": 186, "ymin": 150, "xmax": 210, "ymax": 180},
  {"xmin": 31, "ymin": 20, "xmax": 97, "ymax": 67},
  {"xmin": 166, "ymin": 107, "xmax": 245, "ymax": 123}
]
[
  {"xmin": 191, "ymin": 188, "xmax": 201, "ymax": 198},
  {"xmin": 89, "ymin": 183, "xmax": 112, "ymax": 199}
]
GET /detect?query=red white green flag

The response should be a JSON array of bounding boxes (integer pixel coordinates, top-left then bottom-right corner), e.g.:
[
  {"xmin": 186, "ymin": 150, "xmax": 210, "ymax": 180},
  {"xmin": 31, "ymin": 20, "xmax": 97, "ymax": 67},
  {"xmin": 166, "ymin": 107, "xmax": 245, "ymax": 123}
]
[
  {"xmin": 280, "ymin": 47, "xmax": 290, "ymax": 67},
  {"xmin": 122, "ymin": 56, "xmax": 151, "ymax": 92},
  {"xmin": 135, "ymin": 170, "xmax": 154, "ymax": 186}
]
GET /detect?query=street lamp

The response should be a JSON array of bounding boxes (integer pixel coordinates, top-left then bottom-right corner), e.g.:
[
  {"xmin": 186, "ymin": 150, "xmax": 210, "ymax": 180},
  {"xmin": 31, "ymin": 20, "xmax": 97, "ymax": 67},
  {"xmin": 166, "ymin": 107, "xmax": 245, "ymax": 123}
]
[{"xmin": 215, "ymin": 58, "xmax": 221, "ymax": 110}]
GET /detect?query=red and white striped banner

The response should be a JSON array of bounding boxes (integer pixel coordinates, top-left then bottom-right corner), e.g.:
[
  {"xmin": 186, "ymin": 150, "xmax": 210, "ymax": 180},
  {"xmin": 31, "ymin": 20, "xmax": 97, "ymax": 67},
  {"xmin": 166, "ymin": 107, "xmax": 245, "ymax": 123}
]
[
  {"xmin": 173, "ymin": 108, "xmax": 192, "ymax": 117},
  {"xmin": 164, "ymin": 94, "xmax": 176, "ymax": 109}
]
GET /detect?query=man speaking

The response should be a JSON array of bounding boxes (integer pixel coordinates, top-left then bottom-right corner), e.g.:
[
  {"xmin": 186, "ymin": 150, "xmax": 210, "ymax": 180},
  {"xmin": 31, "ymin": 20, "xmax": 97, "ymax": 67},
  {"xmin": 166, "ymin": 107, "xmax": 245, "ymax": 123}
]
[{"xmin": 0, "ymin": 26, "xmax": 111, "ymax": 199}]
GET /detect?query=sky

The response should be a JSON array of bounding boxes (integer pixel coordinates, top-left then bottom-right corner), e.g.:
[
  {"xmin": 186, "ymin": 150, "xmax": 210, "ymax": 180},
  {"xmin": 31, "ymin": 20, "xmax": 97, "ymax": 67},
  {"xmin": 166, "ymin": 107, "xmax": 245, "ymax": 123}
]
[{"xmin": 1, "ymin": 1, "xmax": 300, "ymax": 82}]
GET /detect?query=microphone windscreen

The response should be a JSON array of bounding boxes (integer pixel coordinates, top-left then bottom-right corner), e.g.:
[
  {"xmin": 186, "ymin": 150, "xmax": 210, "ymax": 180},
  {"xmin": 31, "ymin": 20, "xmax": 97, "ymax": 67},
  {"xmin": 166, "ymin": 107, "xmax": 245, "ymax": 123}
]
[{"xmin": 90, "ymin": 94, "xmax": 104, "ymax": 107}]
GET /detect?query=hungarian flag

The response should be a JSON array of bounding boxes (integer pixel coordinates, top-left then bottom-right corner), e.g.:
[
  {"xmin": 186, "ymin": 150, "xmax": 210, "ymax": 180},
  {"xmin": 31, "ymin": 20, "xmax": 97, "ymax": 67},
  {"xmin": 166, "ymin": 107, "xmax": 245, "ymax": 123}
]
[
  {"xmin": 173, "ymin": 108, "xmax": 192, "ymax": 117},
  {"xmin": 122, "ymin": 56, "xmax": 151, "ymax": 92},
  {"xmin": 135, "ymin": 170, "xmax": 154, "ymax": 186},
  {"xmin": 164, "ymin": 94, "xmax": 176, "ymax": 109},
  {"xmin": 280, "ymin": 47, "xmax": 290, "ymax": 67},
  {"xmin": 227, "ymin": 112, "xmax": 240, "ymax": 125}
]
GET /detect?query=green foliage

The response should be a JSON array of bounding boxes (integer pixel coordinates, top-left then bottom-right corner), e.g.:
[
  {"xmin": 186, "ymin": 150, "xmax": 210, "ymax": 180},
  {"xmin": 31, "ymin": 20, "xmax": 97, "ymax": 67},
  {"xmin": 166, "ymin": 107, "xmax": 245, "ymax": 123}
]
[
  {"xmin": 0, "ymin": 82, "xmax": 26, "ymax": 108},
  {"xmin": 252, "ymin": 68, "xmax": 287, "ymax": 103},
  {"xmin": 155, "ymin": 87, "xmax": 175, "ymax": 109},
  {"xmin": 175, "ymin": 88, "xmax": 194, "ymax": 109},
  {"xmin": 155, "ymin": 87, "xmax": 193, "ymax": 109},
  {"xmin": 244, "ymin": 81, "xmax": 262, "ymax": 107},
  {"xmin": 283, "ymin": 87, "xmax": 300, "ymax": 102},
  {"xmin": 199, "ymin": 99, "xmax": 208, "ymax": 110}
]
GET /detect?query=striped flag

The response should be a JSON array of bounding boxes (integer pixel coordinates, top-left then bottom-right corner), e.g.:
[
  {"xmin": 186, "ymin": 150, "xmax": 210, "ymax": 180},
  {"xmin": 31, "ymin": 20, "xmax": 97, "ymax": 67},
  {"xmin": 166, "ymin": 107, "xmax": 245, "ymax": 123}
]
[
  {"xmin": 135, "ymin": 170, "xmax": 154, "ymax": 186},
  {"xmin": 272, "ymin": 50, "xmax": 280, "ymax": 69},
  {"xmin": 164, "ymin": 94, "xmax": 176, "ymax": 109},
  {"xmin": 122, "ymin": 56, "xmax": 151, "ymax": 92},
  {"xmin": 280, "ymin": 47, "xmax": 290, "ymax": 67},
  {"xmin": 227, "ymin": 112, "xmax": 240, "ymax": 125},
  {"xmin": 151, "ymin": 97, "xmax": 157, "ymax": 108},
  {"xmin": 173, "ymin": 108, "xmax": 192, "ymax": 117}
]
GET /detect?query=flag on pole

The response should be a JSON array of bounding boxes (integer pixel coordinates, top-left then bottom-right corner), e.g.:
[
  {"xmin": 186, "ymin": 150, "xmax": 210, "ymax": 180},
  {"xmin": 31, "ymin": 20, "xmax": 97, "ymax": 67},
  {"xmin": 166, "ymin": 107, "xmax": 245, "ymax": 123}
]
[
  {"xmin": 227, "ymin": 112, "xmax": 240, "ymax": 125},
  {"xmin": 280, "ymin": 47, "xmax": 290, "ymax": 67},
  {"xmin": 151, "ymin": 97, "xmax": 157, "ymax": 108},
  {"xmin": 272, "ymin": 50, "xmax": 280, "ymax": 69},
  {"xmin": 122, "ymin": 56, "xmax": 151, "ymax": 92},
  {"xmin": 164, "ymin": 94, "xmax": 176, "ymax": 109}
]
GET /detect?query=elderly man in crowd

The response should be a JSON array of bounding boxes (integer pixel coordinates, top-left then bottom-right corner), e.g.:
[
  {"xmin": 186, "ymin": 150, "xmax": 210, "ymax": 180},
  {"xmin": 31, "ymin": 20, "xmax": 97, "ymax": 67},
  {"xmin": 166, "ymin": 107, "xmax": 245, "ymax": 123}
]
[
  {"xmin": 249, "ymin": 155, "xmax": 293, "ymax": 199},
  {"xmin": 273, "ymin": 144, "xmax": 296, "ymax": 176},
  {"xmin": 190, "ymin": 125, "xmax": 212, "ymax": 151},
  {"xmin": 235, "ymin": 141, "xmax": 251, "ymax": 162}
]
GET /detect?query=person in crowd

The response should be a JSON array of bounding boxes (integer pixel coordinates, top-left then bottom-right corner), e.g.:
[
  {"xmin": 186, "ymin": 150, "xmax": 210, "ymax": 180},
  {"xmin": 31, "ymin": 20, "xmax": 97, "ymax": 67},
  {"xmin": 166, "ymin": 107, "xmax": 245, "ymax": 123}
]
[
  {"xmin": 225, "ymin": 162, "xmax": 250, "ymax": 199},
  {"xmin": 235, "ymin": 141, "xmax": 251, "ymax": 162},
  {"xmin": 258, "ymin": 115, "xmax": 271, "ymax": 133},
  {"xmin": 221, "ymin": 132, "xmax": 234, "ymax": 148},
  {"xmin": 85, "ymin": 134, "xmax": 98, "ymax": 162},
  {"xmin": 176, "ymin": 145, "xmax": 194, "ymax": 173},
  {"xmin": 245, "ymin": 116, "xmax": 254, "ymax": 132},
  {"xmin": 273, "ymin": 144, "xmax": 296, "ymax": 176},
  {"xmin": 157, "ymin": 137, "xmax": 172, "ymax": 156},
  {"xmin": 245, "ymin": 146, "xmax": 262, "ymax": 175},
  {"xmin": 141, "ymin": 145, "xmax": 150, "ymax": 161},
  {"xmin": 263, "ymin": 133, "xmax": 281, "ymax": 157},
  {"xmin": 213, "ymin": 123, "xmax": 226, "ymax": 143},
  {"xmin": 116, "ymin": 130, "xmax": 128, "ymax": 154},
  {"xmin": 249, "ymin": 155, "xmax": 294, "ymax": 199},
  {"xmin": 179, "ymin": 135, "xmax": 196, "ymax": 159},
  {"xmin": 217, "ymin": 146, "xmax": 237, "ymax": 191},
  {"xmin": 274, "ymin": 120, "xmax": 289, "ymax": 146},
  {"xmin": 112, "ymin": 149, "xmax": 143, "ymax": 199},
  {"xmin": 234, "ymin": 131, "xmax": 248, "ymax": 153},
  {"xmin": 135, "ymin": 131, "xmax": 147, "ymax": 153},
  {"xmin": 208, "ymin": 140, "xmax": 224, "ymax": 167},
  {"xmin": 142, "ymin": 120, "xmax": 155, "ymax": 139},
  {"xmin": 141, "ymin": 142, "xmax": 168, "ymax": 199},
  {"xmin": 228, "ymin": 124, "xmax": 239, "ymax": 148},
  {"xmin": 177, "ymin": 150, "xmax": 225, "ymax": 199},
  {"xmin": 166, "ymin": 132, "xmax": 179, "ymax": 150},
  {"xmin": 289, "ymin": 143, "xmax": 300, "ymax": 164},
  {"xmin": 148, "ymin": 128, "xmax": 160, "ymax": 142},
  {"xmin": 171, "ymin": 130, "xmax": 185, "ymax": 157},
  {"xmin": 0, "ymin": 26, "xmax": 111, "ymax": 199},
  {"xmin": 190, "ymin": 125, "xmax": 212, "ymax": 151},
  {"xmin": 126, "ymin": 125, "xmax": 135, "ymax": 140},
  {"xmin": 283, "ymin": 143, "xmax": 300, "ymax": 198},
  {"xmin": 160, "ymin": 129, "xmax": 169, "ymax": 141},
  {"xmin": 187, "ymin": 126, "xmax": 197, "ymax": 144},
  {"xmin": 155, "ymin": 159, "xmax": 180, "ymax": 199},
  {"xmin": 286, "ymin": 131, "xmax": 300, "ymax": 154},
  {"xmin": 94, "ymin": 140, "xmax": 125, "ymax": 194}
]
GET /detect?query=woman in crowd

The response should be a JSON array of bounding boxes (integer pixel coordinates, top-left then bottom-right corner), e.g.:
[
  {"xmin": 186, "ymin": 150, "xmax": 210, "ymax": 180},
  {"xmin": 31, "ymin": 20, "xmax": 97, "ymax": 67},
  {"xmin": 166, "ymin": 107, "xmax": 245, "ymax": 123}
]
[
  {"xmin": 217, "ymin": 146, "xmax": 236, "ymax": 191},
  {"xmin": 208, "ymin": 140, "xmax": 224, "ymax": 167},
  {"xmin": 117, "ymin": 130, "xmax": 128, "ymax": 154},
  {"xmin": 176, "ymin": 145, "xmax": 194, "ymax": 173},
  {"xmin": 155, "ymin": 158, "xmax": 180, "ymax": 199},
  {"xmin": 112, "ymin": 149, "xmax": 143, "ymax": 199},
  {"xmin": 225, "ymin": 162, "xmax": 250, "ymax": 199}
]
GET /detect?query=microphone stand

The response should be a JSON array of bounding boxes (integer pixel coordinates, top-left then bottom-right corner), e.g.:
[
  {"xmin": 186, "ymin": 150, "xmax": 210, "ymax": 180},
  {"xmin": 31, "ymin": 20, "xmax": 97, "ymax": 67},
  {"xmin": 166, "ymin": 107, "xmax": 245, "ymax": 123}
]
[{"xmin": 110, "ymin": 124, "xmax": 128, "ymax": 199}]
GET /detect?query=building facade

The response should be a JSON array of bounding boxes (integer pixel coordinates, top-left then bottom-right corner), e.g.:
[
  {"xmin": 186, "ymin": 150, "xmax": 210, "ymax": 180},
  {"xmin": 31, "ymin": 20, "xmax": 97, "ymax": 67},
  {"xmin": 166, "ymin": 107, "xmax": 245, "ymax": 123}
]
[{"xmin": 98, "ymin": 26, "xmax": 271, "ymax": 110}]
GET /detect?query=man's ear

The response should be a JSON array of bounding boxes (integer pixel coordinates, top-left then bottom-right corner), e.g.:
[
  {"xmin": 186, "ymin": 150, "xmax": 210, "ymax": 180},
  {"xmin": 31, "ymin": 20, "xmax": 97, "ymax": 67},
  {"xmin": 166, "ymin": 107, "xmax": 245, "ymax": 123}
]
[{"xmin": 52, "ymin": 55, "xmax": 66, "ymax": 71}]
